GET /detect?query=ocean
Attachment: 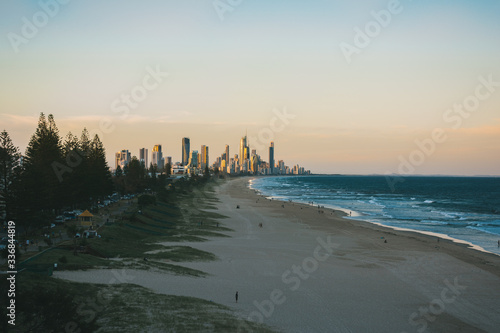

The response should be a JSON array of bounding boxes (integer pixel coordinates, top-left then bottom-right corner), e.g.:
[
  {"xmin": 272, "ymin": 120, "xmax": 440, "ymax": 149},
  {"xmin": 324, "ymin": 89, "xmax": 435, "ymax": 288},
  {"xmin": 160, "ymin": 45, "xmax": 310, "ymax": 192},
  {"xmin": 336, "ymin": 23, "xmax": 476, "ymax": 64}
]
[{"xmin": 249, "ymin": 175, "xmax": 500, "ymax": 256}]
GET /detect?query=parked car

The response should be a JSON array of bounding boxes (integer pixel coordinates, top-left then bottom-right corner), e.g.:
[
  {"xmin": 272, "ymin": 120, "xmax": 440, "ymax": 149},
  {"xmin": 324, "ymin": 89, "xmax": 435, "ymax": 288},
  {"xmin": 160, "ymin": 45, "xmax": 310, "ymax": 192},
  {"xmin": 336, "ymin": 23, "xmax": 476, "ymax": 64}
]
[
  {"xmin": 83, "ymin": 230, "xmax": 98, "ymax": 238},
  {"xmin": 63, "ymin": 211, "xmax": 76, "ymax": 221}
]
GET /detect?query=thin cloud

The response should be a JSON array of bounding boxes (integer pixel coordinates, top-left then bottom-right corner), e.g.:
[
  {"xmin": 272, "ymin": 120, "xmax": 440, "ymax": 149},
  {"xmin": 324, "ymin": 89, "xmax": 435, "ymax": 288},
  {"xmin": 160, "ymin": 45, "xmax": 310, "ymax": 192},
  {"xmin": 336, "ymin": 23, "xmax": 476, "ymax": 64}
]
[{"xmin": 0, "ymin": 113, "xmax": 38, "ymax": 126}]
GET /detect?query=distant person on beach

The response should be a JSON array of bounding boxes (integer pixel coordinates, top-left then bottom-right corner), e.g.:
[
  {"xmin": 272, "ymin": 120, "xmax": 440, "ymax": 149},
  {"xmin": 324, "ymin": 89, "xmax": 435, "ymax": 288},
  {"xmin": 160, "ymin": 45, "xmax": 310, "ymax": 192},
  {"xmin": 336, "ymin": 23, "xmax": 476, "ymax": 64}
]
[{"xmin": 235, "ymin": 291, "xmax": 238, "ymax": 303}]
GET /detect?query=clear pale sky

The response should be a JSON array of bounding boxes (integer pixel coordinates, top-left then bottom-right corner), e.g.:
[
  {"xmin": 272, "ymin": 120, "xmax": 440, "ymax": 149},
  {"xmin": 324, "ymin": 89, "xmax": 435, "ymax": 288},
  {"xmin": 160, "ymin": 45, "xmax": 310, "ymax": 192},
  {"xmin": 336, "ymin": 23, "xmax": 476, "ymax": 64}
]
[{"xmin": 1, "ymin": 0, "xmax": 499, "ymax": 175}]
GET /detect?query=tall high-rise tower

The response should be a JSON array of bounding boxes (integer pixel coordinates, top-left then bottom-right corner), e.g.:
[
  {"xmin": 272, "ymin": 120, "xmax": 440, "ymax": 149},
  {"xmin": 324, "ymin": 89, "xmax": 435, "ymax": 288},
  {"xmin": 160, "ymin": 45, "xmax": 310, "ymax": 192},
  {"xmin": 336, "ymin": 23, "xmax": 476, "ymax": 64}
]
[
  {"xmin": 182, "ymin": 138, "xmax": 190, "ymax": 166},
  {"xmin": 189, "ymin": 150, "xmax": 198, "ymax": 168},
  {"xmin": 269, "ymin": 142, "xmax": 274, "ymax": 174},
  {"xmin": 115, "ymin": 150, "xmax": 131, "ymax": 170},
  {"xmin": 201, "ymin": 145, "xmax": 209, "ymax": 169},
  {"xmin": 139, "ymin": 148, "xmax": 148, "ymax": 167},
  {"xmin": 239, "ymin": 135, "xmax": 249, "ymax": 170},
  {"xmin": 239, "ymin": 136, "xmax": 245, "ymax": 164},
  {"xmin": 225, "ymin": 145, "xmax": 229, "ymax": 166},
  {"xmin": 152, "ymin": 144, "xmax": 164, "ymax": 170}
]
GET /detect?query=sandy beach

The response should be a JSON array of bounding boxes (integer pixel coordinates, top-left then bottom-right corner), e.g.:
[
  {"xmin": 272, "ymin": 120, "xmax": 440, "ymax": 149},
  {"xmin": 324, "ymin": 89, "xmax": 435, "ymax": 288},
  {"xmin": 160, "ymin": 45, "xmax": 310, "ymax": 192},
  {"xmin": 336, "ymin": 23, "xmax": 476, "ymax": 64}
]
[{"xmin": 55, "ymin": 177, "xmax": 500, "ymax": 332}]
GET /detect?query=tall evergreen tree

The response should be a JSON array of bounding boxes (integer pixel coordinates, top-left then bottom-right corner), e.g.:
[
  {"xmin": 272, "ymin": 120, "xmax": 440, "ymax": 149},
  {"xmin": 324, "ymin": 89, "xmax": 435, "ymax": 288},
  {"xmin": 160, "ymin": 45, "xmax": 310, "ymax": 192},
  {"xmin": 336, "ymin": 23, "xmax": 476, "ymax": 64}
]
[
  {"xmin": 125, "ymin": 157, "xmax": 143, "ymax": 193},
  {"xmin": 76, "ymin": 128, "xmax": 92, "ymax": 204},
  {"xmin": 59, "ymin": 132, "xmax": 79, "ymax": 207},
  {"xmin": 148, "ymin": 163, "xmax": 158, "ymax": 190},
  {"xmin": 113, "ymin": 165, "xmax": 124, "ymax": 194},
  {"xmin": 115, "ymin": 165, "xmax": 123, "ymax": 177},
  {"xmin": 88, "ymin": 134, "xmax": 113, "ymax": 203},
  {"xmin": 0, "ymin": 130, "xmax": 21, "ymax": 223},
  {"xmin": 63, "ymin": 132, "xmax": 79, "ymax": 155},
  {"xmin": 79, "ymin": 128, "xmax": 91, "ymax": 156},
  {"xmin": 22, "ymin": 113, "xmax": 64, "ymax": 228}
]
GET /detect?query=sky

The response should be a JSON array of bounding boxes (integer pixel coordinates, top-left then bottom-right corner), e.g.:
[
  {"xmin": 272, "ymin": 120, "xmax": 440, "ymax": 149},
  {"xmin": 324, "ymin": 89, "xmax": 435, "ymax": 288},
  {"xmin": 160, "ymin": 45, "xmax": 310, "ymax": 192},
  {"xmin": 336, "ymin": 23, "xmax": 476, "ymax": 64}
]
[{"xmin": 1, "ymin": 0, "xmax": 499, "ymax": 175}]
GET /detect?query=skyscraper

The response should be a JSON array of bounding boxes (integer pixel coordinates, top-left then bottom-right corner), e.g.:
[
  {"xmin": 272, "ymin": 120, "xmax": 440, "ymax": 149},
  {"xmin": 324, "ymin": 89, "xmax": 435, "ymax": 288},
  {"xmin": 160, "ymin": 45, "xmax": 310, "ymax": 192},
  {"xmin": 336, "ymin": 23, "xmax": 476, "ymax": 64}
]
[
  {"xmin": 239, "ymin": 135, "xmax": 249, "ymax": 170},
  {"xmin": 239, "ymin": 136, "xmax": 245, "ymax": 165},
  {"xmin": 269, "ymin": 142, "xmax": 274, "ymax": 174},
  {"xmin": 182, "ymin": 137, "xmax": 190, "ymax": 166},
  {"xmin": 115, "ymin": 150, "xmax": 131, "ymax": 170},
  {"xmin": 115, "ymin": 152, "xmax": 120, "ymax": 170},
  {"xmin": 201, "ymin": 145, "xmax": 209, "ymax": 170},
  {"xmin": 189, "ymin": 150, "xmax": 198, "ymax": 168},
  {"xmin": 165, "ymin": 156, "xmax": 172, "ymax": 174},
  {"xmin": 152, "ymin": 144, "xmax": 164, "ymax": 170},
  {"xmin": 225, "ymin": 145, "xmax": 229, "ymax": 166},
  {"xmin": 139, "ymin": 148, "xmax": 148, "ymax": 167}
]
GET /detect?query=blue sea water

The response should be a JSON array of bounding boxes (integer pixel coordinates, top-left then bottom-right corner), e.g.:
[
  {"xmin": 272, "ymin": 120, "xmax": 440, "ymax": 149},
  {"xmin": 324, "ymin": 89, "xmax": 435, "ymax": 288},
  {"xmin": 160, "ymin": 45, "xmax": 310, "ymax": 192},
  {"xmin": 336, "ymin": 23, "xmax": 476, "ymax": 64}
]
[{"xmin": 249, "ymin": 175, "xmax": 500, "ymax": 256}]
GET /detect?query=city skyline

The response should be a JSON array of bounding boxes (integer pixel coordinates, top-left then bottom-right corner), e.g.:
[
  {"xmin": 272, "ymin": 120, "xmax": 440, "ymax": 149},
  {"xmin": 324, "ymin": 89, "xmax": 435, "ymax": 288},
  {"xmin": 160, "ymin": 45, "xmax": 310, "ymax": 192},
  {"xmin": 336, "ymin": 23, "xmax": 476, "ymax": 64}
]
[
  {"xmin": 1, "ymin": 1, "xmax": 499, "ymax": 175},
  {"xmin": 112, "ymin": 132, "xmax": 308, "ymax": 176}
]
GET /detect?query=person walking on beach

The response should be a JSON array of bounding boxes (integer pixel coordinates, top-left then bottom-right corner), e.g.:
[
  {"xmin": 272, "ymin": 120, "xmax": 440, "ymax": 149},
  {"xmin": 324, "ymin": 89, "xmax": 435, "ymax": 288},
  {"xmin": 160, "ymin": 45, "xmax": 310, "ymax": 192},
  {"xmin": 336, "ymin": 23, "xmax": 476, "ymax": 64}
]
[{"xmin": 235, "ymin": 291, "xmax": 238, "ymax": 303}]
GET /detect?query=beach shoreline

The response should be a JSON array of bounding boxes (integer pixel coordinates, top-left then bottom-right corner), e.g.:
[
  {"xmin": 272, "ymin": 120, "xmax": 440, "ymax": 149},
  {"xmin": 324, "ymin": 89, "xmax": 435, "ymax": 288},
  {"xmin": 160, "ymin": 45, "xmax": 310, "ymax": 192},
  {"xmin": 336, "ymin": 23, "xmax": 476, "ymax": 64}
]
[
  {"xmin": 249, "ymin": 175, "xmax": 500, "ymax": 260},
  {"xmin": 55, "ymin": 177, "xmax": 500, "ymax": 332},
  {"xmin": 246, "ymin": 176, "xmax": 500, "ymax": 277}
]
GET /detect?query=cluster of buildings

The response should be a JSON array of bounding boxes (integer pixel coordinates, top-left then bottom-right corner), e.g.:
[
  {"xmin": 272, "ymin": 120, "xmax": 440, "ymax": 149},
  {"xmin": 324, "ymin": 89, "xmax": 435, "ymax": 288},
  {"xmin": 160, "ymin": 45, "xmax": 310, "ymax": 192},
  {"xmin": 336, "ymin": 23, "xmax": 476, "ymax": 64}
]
[
  {"xmin": 212, "ymin": 136, "xmax": 308, "ymax": 175},
  {"xmin": 115, "ymin": 134, "xmax": 310, "ymax": 176}
]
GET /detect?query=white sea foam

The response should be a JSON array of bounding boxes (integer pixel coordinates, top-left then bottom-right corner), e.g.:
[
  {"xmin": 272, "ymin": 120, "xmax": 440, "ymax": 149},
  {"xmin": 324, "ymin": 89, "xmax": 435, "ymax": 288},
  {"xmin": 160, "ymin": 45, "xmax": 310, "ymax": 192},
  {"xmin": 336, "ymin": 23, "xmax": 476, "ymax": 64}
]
[
  {"xmin": 247, "ymin": 176, "xmax": 500, "ymax": 256},
  {"xmin": 466, "ymin": 226, "xmax": 500, "ymax": 236}
]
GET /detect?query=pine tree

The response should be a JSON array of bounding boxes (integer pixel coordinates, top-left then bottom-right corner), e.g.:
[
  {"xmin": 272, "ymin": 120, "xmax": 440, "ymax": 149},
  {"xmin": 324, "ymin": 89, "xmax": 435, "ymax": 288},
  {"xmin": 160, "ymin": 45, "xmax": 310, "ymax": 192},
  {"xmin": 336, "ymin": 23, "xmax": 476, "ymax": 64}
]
[
  {"xmin": 125, "ymin": 157, "xmax": 143, "ymax": 193},
  {"xmin": 115, "ymin": 165, "xmax": 123, "ymax": 177},
  {"xmin": 148, "ymin": 163, "xmax": 158, "ymax": 190},
  {"xmin": 76, "ymin": 128, "xmax": 92, "ymax": 204},
  {"xmin": 88, "ymin": 134, "xmax": 113, "ymax": 203},
  {"xmin": 113, "ymin": 165, "xmax": 124, "ymax": 194},
  {"xmin": 79, "ymin": 128, "xmax": 91, "ymax": 156},
  {"xmin": 0, "ymin": 130, "xmax": 21, "ymax": 223},
  {"xmin": 60, "ymin": 131, "xmax": 85, "ymax": 207},
  {"xmin": 21, "ymin": 113, "xmax": 64, "ymax": 229}
]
